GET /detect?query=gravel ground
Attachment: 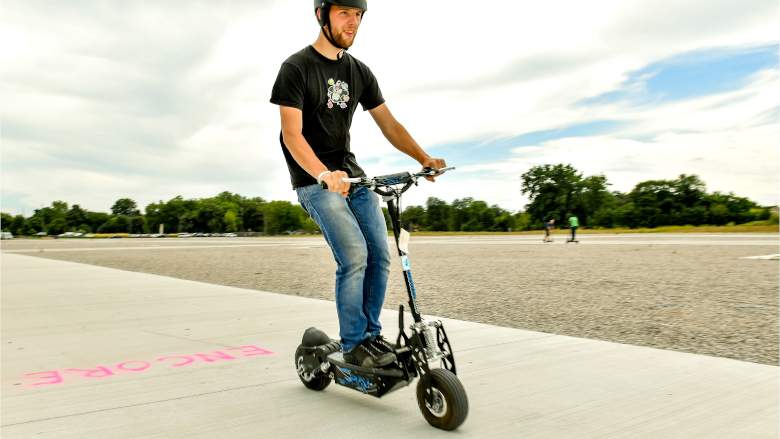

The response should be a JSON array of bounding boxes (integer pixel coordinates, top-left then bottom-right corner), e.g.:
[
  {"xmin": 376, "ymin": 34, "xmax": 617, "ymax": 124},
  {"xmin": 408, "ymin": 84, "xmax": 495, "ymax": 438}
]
[{"xmin": 2, "ymin": 235, "xmax": 777, "ymax": 365}]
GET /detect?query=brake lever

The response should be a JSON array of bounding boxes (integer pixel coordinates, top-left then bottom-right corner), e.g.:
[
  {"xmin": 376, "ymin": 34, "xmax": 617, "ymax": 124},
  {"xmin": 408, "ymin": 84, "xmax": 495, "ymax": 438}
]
[{"xmin": 420, "ymin": 166, "xmax": 455, "ymax": 178}]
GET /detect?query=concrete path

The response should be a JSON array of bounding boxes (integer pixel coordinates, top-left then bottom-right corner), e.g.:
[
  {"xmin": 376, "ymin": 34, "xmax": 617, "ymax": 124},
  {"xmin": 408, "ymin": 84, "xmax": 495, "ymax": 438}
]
[{"xmin": 1, "ymin": 253, "xmax": 777, "ymax": 438}]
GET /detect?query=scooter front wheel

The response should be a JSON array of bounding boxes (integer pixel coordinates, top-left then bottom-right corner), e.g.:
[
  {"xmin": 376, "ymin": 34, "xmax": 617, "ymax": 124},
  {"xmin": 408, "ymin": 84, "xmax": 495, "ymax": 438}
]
[
  {"xmin": 416, "ymin": 368, "xmax": 468, "ymax": 430},
  {"xmin": 295, "ymin": 345, "xmax": 331, "ymax": 391}
]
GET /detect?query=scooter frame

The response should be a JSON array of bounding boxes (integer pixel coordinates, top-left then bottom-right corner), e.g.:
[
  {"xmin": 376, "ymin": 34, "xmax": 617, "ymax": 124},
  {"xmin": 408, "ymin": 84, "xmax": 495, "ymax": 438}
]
[{"xmin": 294, "ymin": 167, "xmax": 467, "ymax": 430}]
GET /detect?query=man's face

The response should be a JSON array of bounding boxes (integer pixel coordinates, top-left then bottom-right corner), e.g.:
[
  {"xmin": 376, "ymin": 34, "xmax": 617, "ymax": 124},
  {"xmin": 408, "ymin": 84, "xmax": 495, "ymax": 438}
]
[{"xmin": 326, "ymin": 6, "xmax": 363, "ymax": 48}]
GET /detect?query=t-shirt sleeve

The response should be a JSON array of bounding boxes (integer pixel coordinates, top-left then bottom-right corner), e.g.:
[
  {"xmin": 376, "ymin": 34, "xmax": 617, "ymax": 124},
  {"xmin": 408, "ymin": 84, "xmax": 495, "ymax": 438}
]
[
  {"xmin": 270, "ymin": 62, "xmax": 305, "ymax": 110},
  {"xmin": 359, "ymin": 65, "xmax": 385, "ymax": 111}
]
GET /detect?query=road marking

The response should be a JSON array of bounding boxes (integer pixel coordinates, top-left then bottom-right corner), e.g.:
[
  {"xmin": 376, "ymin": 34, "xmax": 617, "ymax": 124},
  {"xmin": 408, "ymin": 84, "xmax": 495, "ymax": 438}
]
[
  {"xmin": 2, "ymin": 235, "xmax": 777, "ymax": 253},
  {"xmin": 739, "ymin": 254, "xmax": 780, "ymax": 260}
]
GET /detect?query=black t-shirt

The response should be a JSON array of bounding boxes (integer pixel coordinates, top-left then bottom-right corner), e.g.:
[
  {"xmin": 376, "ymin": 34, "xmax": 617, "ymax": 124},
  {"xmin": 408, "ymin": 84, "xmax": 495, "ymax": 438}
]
[{"xmin": 270, "ymin": 45, "xmax": 385, "ymax": 188}]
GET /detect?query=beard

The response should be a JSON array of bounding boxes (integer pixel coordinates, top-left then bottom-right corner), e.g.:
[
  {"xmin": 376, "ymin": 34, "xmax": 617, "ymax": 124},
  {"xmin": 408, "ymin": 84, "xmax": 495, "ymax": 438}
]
[{"xmin": 330, "ymin": 27, "xmax": 356, "ymax": 48}]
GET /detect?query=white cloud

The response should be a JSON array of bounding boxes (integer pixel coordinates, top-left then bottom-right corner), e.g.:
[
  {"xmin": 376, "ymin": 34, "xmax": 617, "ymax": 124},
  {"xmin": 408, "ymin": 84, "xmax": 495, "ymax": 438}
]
[{"xmin": 1, "ymin": 0, "xmax": 777, "ymax": 216}]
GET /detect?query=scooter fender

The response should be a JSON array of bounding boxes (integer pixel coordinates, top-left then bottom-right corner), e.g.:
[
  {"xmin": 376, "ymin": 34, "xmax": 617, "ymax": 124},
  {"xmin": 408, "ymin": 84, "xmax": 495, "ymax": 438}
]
[{"xmin": 298, "ymin": 327, "xmax": 340, "ymax": 376}]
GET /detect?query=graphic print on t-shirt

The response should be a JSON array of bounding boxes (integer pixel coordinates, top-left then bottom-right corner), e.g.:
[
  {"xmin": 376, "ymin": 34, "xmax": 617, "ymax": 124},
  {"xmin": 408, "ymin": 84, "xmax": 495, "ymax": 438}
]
[{"xmin": 326, "ymin": 78, "xmax": 350, "ymax": 109}]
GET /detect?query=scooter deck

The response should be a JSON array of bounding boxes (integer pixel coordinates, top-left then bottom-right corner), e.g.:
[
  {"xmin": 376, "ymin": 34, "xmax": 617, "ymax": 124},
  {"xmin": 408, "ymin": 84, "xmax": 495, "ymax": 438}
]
[{"xmin": 326, "ymin": 352, "xmax": 405, "ymax": 378}]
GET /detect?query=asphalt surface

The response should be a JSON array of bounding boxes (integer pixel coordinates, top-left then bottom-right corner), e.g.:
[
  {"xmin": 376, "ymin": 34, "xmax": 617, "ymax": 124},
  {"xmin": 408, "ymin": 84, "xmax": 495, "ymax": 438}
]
[
  {"xmin": 2, "ymin": 252, "xmax": 777, "ymax": 438},
  {"xmin": 2, "ymin": 233, "xmax": 777, "ymax": 365}
]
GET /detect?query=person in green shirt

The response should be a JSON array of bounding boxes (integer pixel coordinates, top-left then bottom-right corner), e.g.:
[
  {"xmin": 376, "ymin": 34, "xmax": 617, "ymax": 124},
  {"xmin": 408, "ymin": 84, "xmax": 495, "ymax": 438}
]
[{"xmin": 567, "ymin": 214, "xmax": 579, "ymax": 243}]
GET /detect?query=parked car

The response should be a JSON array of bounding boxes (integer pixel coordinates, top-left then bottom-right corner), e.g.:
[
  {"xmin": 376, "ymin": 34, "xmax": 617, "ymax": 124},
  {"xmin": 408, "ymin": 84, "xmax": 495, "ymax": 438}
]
[
  {"xmin": 58, "ymin": 232, "xmax": 84, "ymax": 238},
  {"xmin": 1, "ymin": 232, "xmax": 13, "ymax": 240}
]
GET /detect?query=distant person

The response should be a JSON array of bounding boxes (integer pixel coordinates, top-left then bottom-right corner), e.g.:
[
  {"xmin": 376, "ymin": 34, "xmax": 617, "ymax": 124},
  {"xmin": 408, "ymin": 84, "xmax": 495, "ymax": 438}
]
[
  {"xmin": 543, "ymin": 218, "xmax": 555, "ymax": 242},
  {"xmin": 567, "ymin": 214, "xmax": 579, "ymax": 243}
]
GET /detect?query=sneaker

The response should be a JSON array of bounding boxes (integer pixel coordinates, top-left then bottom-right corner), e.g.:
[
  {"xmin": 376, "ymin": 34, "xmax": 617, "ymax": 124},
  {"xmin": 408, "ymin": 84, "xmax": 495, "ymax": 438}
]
[
  {"xmin": 343, "ymin": 341, "xmax": 396, "ymax": 368},
  {"xmin": 369, "ymin": 334, "xmax": 396, "ymax": 353}
]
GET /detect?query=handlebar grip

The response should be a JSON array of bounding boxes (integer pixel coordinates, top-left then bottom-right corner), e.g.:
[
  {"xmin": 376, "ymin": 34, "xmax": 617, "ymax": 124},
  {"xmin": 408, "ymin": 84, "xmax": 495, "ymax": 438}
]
[{"xmin": 321, "ymin": 177, "xmax": 362, "ymax": 189}]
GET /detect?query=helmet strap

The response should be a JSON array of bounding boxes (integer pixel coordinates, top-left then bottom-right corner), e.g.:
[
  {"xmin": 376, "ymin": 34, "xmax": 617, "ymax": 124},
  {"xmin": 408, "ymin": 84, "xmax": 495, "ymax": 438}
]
[{"xmin": 320, "ymin": 6, "xmax": 348, "ymax": 52}]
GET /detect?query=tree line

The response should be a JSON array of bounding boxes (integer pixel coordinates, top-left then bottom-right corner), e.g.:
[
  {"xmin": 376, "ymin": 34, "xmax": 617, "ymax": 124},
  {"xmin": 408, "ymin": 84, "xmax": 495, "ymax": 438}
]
[
  {"xmin": 0, "ymin": 193, "xmax": 319, "ymax": 236},
  {"xmin": 1, "ymin": 165, "xmax": 774, "ymax": 236},
  {"xmin": 0, "ymin": 192, "xmax": 526, "ymax": 236},
  {"xmin": 519, "ymin": 164, "xmax": 773, "ymax": 229}
]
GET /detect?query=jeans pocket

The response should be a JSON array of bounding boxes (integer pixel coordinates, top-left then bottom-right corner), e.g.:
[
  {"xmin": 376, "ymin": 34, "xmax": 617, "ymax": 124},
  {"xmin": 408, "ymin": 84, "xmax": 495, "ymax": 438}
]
[{"xmin": 296, "ymin": 184, "xmax": 320, "ymax": 216}]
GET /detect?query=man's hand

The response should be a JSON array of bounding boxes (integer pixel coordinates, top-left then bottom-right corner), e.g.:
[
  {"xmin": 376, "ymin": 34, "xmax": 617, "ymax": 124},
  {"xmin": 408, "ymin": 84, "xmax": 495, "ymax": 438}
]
[
  {"xmin": 323, "ymin": 170, "xmax": 351, "ymax": 196},
  {"xmin": 421, "ymin": 157, "xmax": 447, "ymax": 182}
]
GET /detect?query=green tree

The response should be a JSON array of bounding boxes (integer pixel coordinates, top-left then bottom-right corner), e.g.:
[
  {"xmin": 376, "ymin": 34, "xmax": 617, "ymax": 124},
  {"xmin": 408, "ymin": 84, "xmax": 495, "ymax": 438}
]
[
  {"xmin": 47, "ymin": 217, "xmax": 67, "ymax": 235},
  {"xmin": 129, "ymin": 216, "xmax": 147, "ymax": 234},
  {"xmin": 145, "ymin": 196, "xmax": 198, "ymax": 233},
  {"xmin": 224, "ymin": 210, "xmax": 238, "ymax": 233},
  {"xmin": 450, "ymin": 198, "xmax": 474, "ymax": 231},
  {"xmin": 705, "ymin": 192, "xmax": 763, "ymax": 225},
  {"xmin": 300, "ymin": 216, "xmax": 320, "ymax": 233},
  {"xmin": 576, "ymin": 175, "xmax": 612, "ymax": 226},
  {"xmin": 425, "ymin": 198, "xmax": 451, "ymax": 231},
  {"xmin": 196, "ymin": 199, "xmax": 227, "ymax": 233},
  {"xmin": 1, "ymin": 213, "xmax": 13, "ymax": 231},
  {"xmin": 66, "ymin": 205, "xmax": 89, "ymax": 231},
  {"xmin": 401, "ymin": 205, "xmax": 427, "ymax": 231},
  {"xmin": 482, "ymin": 204, "xmax": 508, "ymax": 231},
  {"xmin": 241, "ymin": 197, "xmax": 266, "ymax": 232},
  {"xmin": 708, "ymin": 203, "xmax": 729, "ymax": 225},
  {"xmin": 263, "ymin": 201, "xmax": 304, "ymax": 235},
  {"xmin": 111, "ymin": 198, "xmax": 140, "ymax": 216},
  {"xmin": 8, "ymin": 214, "xmax": 26, "ymax": 235},
  {"xmin": 674, "ymin": 174, "xmax": 706, "ymax": 207},
  {"xmin": 513, "ymin": 212, "xmax": 532, "ymax": 231},
  {"xmin": 86, "ymin": 211, "xmax": 111, "ymax": 233},
  {"xmin": 27, "ymin": 201, "xmax": 69, "ymax": 234},
  {"xmin": 628, "ymin": 180, "xmax": 674, "ymax": 227},
  {"xmin": 26, "ymin": 215, "xmax": 45, "ymax": 234},
  {"xmin": 626, "ymin": 175, "xmax": 709, "ymax": 227},
  {"xmin": 492, "ymin": 212, "xmax": 516, "ymax": 231},
  {"xmin": 521, "ymin": 164, "xmax": 583, "ymax": 227},
  {"xmin": 98, "ymin": 215, "xmax": 130, "ymax": 233}
]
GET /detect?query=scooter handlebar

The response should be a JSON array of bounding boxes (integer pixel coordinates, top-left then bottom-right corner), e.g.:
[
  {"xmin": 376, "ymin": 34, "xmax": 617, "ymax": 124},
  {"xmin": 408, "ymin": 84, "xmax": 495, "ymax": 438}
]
[{"xmin": 320, "ymin": 167, "xmax": 455, "ymax": 190}]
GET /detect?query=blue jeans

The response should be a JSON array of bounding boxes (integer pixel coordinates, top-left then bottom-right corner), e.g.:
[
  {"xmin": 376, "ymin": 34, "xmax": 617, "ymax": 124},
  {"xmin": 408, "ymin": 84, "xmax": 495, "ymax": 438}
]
[{"xmin": 296, "ymin": 184, "xmax": 392, "ymax": 352}]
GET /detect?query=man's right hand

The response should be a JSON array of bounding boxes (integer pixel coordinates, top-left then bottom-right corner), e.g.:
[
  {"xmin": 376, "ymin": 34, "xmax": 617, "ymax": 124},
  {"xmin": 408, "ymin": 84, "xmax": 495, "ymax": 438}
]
[{"xmin": 323, "ymin": 170, "xmax": 350, "ymax": 196}]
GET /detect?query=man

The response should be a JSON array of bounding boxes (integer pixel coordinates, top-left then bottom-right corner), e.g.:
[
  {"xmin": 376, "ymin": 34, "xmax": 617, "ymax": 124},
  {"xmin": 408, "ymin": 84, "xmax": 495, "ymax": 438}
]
[
  {"xmin": 543, "ymin": 218, "xmax": 555, "ymax": 242},
  {"xmin": 270, "ymin": 0, "xmax": 446, "ymax": 368},
  {"xmin": 568, "ymin": 214, "xmax": 579, "ymax": 242}
]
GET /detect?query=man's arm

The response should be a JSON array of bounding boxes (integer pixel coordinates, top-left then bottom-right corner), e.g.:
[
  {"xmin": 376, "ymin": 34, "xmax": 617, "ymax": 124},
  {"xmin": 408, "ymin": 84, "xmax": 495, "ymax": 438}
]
[
  {"xmin": 368, "ymin": 103, "xmax": 446, "ymax": 180},
  {"xmin": 279, "ymin": 106, "xmax": 350, "ymax": 195}
]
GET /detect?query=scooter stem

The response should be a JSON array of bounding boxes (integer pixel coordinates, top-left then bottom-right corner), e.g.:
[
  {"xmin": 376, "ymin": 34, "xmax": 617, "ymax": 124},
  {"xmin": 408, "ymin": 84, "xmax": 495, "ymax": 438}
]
[{"xmin": 384, "ymin": 195, "xmax": 423, "ymax": 323}]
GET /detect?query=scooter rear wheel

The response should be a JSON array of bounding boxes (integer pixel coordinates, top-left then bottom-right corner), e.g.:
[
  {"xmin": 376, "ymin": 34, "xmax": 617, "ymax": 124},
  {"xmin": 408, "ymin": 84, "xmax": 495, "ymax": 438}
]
[
  {"xmin": 295, "ymin": 345, "xmax": 331, "ymax": 390},
  {"xmin": 416, "ymin": 368, "xmax": 468, "ymax": 430}
]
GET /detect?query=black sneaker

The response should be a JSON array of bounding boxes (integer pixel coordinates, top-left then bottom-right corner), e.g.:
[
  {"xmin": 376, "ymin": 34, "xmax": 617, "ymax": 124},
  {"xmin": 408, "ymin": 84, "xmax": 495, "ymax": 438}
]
[
  {"xmin": 368, "ymin": 334, "xmax": 396, "ymax": 353},
  {"xmin": 343, "ymin": 341, "xmax": 396, "ymax": 368}
]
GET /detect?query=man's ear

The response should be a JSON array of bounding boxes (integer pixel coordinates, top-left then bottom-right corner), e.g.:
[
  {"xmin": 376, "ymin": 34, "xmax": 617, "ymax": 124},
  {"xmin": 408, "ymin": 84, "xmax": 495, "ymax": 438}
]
[{"xmin": 316, "ymin": 8, "xmax": 329, "ymax": 30}]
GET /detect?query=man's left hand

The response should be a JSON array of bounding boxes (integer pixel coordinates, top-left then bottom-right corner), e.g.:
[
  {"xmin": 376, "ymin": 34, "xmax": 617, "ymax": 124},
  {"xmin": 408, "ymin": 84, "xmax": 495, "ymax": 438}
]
[{"xmin": 421, "ymin": 157, "xmax": 447, "ymax": 182}]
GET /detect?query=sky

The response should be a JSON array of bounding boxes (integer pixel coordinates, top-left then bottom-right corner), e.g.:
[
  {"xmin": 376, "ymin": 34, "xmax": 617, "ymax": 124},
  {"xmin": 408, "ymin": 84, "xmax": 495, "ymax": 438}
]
[{"xmin": 1, "ymin": 0, "xmax": 778, "ymax": 216}]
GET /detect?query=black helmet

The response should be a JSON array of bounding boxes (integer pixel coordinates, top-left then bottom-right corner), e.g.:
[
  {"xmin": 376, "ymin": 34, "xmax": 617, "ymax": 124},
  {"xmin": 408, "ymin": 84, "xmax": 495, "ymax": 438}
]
[
  {"xmin": 313, "ymin": 0, "xmax": 367, "ymax": 50},
  {"xmin": 314, "ymin": 0, "xmax": 367, "ymax": 23}
]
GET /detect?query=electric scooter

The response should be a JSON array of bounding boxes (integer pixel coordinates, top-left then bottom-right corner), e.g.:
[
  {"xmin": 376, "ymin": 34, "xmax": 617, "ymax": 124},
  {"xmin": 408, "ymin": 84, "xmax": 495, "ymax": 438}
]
[{"xmin": 294, "ymin": 167, "xmax": 468, "ymax": 431}]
